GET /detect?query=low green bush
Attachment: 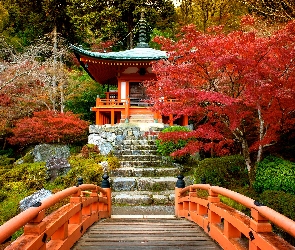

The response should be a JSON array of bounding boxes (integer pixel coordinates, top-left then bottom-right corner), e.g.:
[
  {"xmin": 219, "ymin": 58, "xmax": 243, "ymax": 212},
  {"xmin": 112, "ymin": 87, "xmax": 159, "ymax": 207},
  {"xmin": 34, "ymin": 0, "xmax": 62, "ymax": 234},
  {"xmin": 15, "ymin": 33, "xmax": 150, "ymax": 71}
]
[
  {"xmin": 219, "ymin": 196, "xmax": 250, "ymax": 216},
  {"xmin": 106, "ymin": 153, "xmax": 121, "ymax": 170},
  {"xmin": 0, "ymin": 190, "xmax": 7, "ymax": 202},
  {"xmin": 0, "ymin": 162, "xmax": 47, "ymax": 190},
  {"xmin": 156, "ymin": 125, "xmax": 190, "ymax": 162},
  {"xmin": 259, "ymin": 190, "xmax": 295, "ymax": 245},
  {"xmin": 0, "ymin": 148, "xmax": 14, "ymax": 157},
  {"xmin": 193, "ymin": 155, "xmax": 249, "ymax": 189},
  {"xmin": 0, "ymin": 155, "xmax": 15, "ymax": 166},
  {"xmin": 0, "ymin": 184, "xmax": 31, "ymax": 225},
  {"xmin": 259, "ymin": 190, "xmax": 295, "ymax": 220},
  {"xmin": 254, "ymin": 156, "xmax": 295, "ymax": 195},
  {"xmin": 20, "ymin": 151, "xmax": 34, "ymax": 163},
  {"xmin": 54, "ymin": 156, "xmax": 104, "ymax": 187}
]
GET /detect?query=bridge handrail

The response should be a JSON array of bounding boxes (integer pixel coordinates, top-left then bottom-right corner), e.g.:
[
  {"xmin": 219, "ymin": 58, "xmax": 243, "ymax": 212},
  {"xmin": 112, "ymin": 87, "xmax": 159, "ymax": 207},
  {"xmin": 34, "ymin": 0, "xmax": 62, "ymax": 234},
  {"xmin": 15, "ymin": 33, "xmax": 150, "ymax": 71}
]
[
  {"xmin": 176, "ymin": 184, "xmax": 295, "ymax": 249},
  {"xmin": 210, "ymin": 185, "xmax": 295, "ymax": 237},
  {"xmin": 0, "ymin": 183, "xmax": 111, "ymax": 249}
]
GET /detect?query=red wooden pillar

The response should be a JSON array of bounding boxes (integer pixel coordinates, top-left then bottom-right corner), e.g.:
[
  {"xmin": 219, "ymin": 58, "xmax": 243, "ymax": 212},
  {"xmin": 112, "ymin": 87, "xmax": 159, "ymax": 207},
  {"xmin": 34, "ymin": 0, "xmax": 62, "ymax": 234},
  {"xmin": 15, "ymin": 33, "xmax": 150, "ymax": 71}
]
[
  {"xmin": 125, "ymin": 98, "xmax": 130, "ymax": 122},
  {"xmin": 111, "ymin": 109, "xmax": 115, "ymax": 125},
  {"xmin": 169, "ymin": 114, "xmax": 173, "ymax": 126},
  {"xmin": 183, "ymin": 115, "xmax": 189, "ymax": 126},
  {"xmin": 95, "ymin": 111, "xmax": 101, "ymax": 125}
]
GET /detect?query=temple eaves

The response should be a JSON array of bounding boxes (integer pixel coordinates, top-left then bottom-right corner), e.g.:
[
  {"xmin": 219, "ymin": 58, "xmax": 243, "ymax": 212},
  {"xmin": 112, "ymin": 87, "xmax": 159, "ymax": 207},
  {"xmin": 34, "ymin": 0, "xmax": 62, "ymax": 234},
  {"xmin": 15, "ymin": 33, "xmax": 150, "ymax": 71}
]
[{"xmin": 70, "ymin": 44, "xmax": 167, "ymax": 61}]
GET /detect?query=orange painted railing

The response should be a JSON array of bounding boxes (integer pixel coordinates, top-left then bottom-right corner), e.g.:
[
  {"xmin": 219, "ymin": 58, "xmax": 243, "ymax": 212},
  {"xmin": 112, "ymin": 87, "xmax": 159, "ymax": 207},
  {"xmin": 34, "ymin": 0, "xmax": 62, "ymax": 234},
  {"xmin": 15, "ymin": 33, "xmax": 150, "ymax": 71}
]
[
  {"xmin": 0, "ymin": 183, "xmax": 111, "ymax": 250},
  {"xmin": 175, "ymin": 183, "xmax": 295, "ymax": 250},
  {"xmin": 96, "ymin": 98, "xmax": 127, "ymax": 106}
]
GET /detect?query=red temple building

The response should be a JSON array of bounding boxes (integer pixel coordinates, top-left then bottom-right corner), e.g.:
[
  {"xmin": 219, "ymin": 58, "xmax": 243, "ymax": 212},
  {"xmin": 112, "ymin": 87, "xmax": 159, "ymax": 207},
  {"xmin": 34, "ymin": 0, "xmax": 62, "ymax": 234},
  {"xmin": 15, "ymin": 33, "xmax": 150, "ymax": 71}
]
[{"xmin": 71, "ymin": 18, "xmax": 189, "ymax": 127}]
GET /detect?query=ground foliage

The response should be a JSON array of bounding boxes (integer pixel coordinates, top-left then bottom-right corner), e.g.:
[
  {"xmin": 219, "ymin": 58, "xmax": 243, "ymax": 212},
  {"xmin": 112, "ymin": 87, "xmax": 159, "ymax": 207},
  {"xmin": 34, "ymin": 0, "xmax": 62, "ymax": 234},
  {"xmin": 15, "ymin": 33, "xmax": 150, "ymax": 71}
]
[{"xmin": 0, "ymin": 143, "xmax": 118, "ymax": 226}]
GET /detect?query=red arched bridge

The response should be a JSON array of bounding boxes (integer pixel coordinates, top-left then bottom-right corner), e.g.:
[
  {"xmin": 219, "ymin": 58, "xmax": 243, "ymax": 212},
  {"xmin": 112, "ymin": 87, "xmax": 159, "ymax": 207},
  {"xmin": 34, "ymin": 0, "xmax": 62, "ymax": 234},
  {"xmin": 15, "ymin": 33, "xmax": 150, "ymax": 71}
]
[{"xmin": 0, "ymin": 176, "xmax": 295, "ymax": 250}]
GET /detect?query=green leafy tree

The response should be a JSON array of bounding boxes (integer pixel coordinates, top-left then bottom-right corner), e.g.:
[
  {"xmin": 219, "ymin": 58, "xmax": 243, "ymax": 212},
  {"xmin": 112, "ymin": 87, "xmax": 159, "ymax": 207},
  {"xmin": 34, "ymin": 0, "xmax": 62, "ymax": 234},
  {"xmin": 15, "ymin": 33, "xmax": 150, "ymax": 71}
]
[
  {"xmin": 240, "ymin": 0, "xmax": 295, "ymax": 22},
  {"xmin": 0, "ymin": 2, "xmax": 8, "ymax": 32},
  {"xmin": 65, "ymin": 68, "xmax": 106, "ymax": 122},
  {"xmin": 3, "ymin": 0, "xmax": 47, "ymax": 45},
  {"xmin": 176, "ymin": 0, "xmax": 248, "ymax": 31},
  {"xmin": 67, "ymin": 0, "xmax": 177, "ymax": 49}
]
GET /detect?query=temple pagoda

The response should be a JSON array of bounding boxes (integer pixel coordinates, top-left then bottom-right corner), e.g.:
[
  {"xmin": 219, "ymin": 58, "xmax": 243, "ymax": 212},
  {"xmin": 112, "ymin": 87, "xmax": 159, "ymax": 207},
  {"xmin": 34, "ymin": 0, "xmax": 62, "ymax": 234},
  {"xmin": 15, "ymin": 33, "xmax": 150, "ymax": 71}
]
[{"xmin": 71, "ymin": 17, "xmax": 189, "ymax": 127}]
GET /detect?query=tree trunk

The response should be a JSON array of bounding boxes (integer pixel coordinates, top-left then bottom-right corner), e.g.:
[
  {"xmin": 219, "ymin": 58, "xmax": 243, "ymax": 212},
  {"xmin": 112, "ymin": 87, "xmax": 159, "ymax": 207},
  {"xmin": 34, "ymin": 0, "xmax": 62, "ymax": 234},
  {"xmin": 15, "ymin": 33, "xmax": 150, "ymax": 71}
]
[
  {"xmin": 256, "ymin": 106, "xmax": 264, "ymax": 163},
  {"xmin": 241, "ymin": 137, "xmax": 252, "ymax": 173},
  {"xmin": 52, "ymin": 26, "xmax": 57, "ymax": 111}
]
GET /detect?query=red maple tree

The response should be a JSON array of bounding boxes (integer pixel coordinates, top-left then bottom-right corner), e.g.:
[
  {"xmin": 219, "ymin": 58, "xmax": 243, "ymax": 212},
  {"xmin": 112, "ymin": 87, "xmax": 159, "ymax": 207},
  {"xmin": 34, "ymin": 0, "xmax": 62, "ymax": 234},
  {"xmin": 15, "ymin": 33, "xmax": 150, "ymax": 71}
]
[
  {"xmin": 145, "ymin": 18, "xmax": 295, "ymax": 172},
  {"xmin": 8, "ymin": 110, "xmax": 89, "ymax": 146}
]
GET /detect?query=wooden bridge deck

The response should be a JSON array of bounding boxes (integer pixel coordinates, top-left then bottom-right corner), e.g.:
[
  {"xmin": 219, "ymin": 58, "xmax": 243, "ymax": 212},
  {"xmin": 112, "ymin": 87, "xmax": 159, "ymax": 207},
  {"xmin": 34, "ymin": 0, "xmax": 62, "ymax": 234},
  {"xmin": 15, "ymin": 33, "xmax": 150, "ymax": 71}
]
[{"xmin": 72, "ymin": 217, "xmax": 222, "ymax": 250}]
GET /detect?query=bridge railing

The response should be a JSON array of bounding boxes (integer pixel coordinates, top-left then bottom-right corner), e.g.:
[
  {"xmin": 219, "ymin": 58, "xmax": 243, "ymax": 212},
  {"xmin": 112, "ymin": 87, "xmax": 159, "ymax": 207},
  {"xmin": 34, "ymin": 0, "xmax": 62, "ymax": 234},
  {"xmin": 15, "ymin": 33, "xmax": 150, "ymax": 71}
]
[
  {"xmin": 0, "ymin": 180, "xmax": 111, "ymax": 250},
  {"xmin": 175, "ymin": 182, "xmax": 295, "ymax": 250}
]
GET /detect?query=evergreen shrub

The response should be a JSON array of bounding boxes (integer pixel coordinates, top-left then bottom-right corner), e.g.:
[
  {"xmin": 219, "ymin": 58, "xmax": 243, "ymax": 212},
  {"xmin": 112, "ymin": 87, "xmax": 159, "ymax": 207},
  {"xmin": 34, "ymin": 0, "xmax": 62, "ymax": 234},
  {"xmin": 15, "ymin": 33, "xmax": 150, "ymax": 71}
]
[
  {"xmin": 193, "ymin": 155, "xmax": 249, "ymax": 189},
  {"xmin": 259, "ymin": 190, "xmax": 295, "ymax": 221},
  {"xmin": 259, "ymin": 190, "xmax": 295, "ymax": 245},
  {"xmin": 253, "ymin": 156, "xmax": 295, "ymax": 195}
]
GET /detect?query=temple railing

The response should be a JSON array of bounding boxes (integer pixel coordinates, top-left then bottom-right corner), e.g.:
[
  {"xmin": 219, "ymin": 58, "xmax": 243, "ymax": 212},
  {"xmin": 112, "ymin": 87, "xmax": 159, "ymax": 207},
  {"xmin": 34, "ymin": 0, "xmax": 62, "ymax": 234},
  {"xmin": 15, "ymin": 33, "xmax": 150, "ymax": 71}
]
[
  {"xmin": 175, "ymin": 179, "xmax": 295, "ymax": 250},
  {"xmin": 95, "ymin": 97, "xmax": 180, "ymax": 107},
  {"xmin": 0, "ymin": 179, "xmax": 111, "ymax": 250},
  {"xmin": 96, "ymin": 98, "xmax": 126, "ymax": 106},
  {"xmin": 95, "ymin": 98, "xmax": 151, "ymax": 107}
]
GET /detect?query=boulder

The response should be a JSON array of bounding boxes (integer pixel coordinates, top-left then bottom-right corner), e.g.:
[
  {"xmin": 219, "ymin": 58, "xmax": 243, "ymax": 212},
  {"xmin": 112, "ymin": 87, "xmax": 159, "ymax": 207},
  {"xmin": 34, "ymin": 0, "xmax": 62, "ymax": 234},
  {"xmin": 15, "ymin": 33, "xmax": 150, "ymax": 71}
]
[
  {"xmin": 19, "ymin": 189, "xmax": 52, "ymax": 212},
  {"xmin": 33, "ymin": 144, "xmax": 70, "ymax": 162},
  {"xmin": 46, "ymin": 157, "xmax": 71, "ymax": 181}
]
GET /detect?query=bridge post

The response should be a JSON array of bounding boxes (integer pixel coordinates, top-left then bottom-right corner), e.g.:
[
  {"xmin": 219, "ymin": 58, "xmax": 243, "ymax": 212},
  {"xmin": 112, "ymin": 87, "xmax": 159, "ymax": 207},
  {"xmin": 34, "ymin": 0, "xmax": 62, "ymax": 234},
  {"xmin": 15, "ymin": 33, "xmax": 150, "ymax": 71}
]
[
  {"xmin": 175, "ymin": 175, "xmax": 185, "ymax": 217},
  {"xmin": 206, "ymin": 189, "xmax": 221, "ymax": 234},
  {"xmin": 101, "ymin": 173, "xmax": 112, "ymax": 218},
  {"xmin": 250, "ymin": 207, "xmax": 272, "ymax": 233},
  {"xmin": 23, "ymin": 209, "xmax": 46, "ymax": 249},
  {"xmin": 69, "ymin": 189, "xmax": 82, "ymax": 224}
]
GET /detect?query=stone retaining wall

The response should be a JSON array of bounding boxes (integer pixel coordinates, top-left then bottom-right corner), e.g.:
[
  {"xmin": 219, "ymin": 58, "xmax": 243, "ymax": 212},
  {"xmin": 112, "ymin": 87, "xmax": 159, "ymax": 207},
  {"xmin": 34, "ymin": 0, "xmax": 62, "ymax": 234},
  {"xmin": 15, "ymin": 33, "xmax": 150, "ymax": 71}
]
[{"xmin": 88, "ymin": 124, "xmax": 166, "ymax": 155}]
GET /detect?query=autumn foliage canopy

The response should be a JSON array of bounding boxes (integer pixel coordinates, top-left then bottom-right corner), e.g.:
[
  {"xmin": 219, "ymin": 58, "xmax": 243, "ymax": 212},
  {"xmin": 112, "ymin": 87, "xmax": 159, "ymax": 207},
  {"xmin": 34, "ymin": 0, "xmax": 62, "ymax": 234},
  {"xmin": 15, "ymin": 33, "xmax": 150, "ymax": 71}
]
[
  {"xmin": 8, "ymin": 110, "xmax": 89, "ymax": 146},
  {"xmin": 146, "ymin": 18, "xmax": 295, "ymax": 171}
]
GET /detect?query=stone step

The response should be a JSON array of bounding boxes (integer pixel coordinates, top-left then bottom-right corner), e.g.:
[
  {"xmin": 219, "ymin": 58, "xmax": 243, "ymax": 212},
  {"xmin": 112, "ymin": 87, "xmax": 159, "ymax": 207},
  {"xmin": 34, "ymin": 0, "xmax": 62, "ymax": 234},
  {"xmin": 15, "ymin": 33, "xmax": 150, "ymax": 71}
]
[
  {"xmin": 116, "ymin": 149, "xmax": 158, "ymax": 156},
  {"xmin": 130, "ymin": 114, "xmax": 154, "ymax": 118},
  {"xmin": 118, "ymin": 155, "xmax": 162, "ymax": 162},
  {"xmin": 119, "ymin": 139, "xmax": 157, "ymax": 146},
  {"xmin": 129, "ymin": 119, "xmax": 155, "ymax": 124},
  {"xmin": 119, "ymin": 160, "xmax": 167, "ymax": 168},
  {"xmin": 114, "ymin": 145, "xmax": 157, "ymax": 152},
  {"xmin": 111, "ymin": 177, "xmax": 177, "ymax": 192},
  {"xmin": 112, "ymin": 190, "xmax": 175, "ymax": 206},
  {"xmin": 114, "ymin": 146, "xmax": 158, "ymax": 153},
  {"xmin": 111, "ymin": 167, "xmax": 180, "ymax": 177}
]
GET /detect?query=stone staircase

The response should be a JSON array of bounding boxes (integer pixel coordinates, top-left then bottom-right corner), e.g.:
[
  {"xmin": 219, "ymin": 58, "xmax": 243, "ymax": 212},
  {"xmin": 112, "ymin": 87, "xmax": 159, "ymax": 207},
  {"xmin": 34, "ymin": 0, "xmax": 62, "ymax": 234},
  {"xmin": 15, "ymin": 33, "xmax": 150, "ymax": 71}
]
[
  {"xmin": 109, "ymin": 125, "xmax": 181, "ymax": 215},
  {"xmin": 128, "ymin": 114, "xmax": 155, "ymax": 124}
]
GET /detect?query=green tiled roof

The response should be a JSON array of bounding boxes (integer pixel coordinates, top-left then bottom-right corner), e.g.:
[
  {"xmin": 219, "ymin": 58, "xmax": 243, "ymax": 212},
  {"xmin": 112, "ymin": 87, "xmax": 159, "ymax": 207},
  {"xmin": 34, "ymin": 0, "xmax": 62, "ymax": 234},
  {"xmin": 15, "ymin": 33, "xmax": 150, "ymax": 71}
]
[{"xmin": 71, "ymin": 44, "xmax": 167, "ymax": 60}]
